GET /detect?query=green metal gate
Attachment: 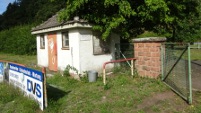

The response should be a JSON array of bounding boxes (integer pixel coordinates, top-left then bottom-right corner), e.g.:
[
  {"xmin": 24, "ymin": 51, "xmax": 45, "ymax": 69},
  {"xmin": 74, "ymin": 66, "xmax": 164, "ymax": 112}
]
[{"xmin": 161, "ymin": 43, "xmax": 192, "ymax": 104}]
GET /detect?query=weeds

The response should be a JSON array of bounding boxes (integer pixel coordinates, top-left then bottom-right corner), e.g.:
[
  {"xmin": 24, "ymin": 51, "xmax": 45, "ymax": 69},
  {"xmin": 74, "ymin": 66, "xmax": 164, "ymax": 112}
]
[
  {"xmin": 0, "ymin": 83, "xmax": 38, "ymax": 113},
  {"xmin": 63, "ymin": 65, "xmax": 78, "ymax": 77}
]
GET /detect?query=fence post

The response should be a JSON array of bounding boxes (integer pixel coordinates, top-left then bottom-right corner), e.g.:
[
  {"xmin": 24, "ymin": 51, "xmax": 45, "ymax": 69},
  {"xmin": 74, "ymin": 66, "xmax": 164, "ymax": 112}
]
[
  {"xmin": 131, "ymin": 59, "xmax": 134, "ymax": 77},
  {"xmin": 42, "ymin": 67, "xmax": 48, "ymax": 108},
  {"xmin": 188, "ymin": 43, "xmax": 192, "ymax": 104}
]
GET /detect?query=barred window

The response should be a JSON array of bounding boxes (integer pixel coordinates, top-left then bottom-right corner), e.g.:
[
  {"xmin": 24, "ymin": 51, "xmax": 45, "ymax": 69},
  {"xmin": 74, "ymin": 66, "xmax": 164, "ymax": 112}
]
[
  {"xmin": 62, "ymin": 32, "xmax": 69, "ymax": 49},
  {"xmin": 40, "ymin": 35, "xmax": 45, "ymax": 49}
]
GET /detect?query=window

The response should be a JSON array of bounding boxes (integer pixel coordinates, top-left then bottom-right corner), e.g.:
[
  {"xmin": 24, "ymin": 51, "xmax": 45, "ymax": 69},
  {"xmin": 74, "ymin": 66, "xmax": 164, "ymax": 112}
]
[
  {"xmin": 93, "ymin": 32, "xmax": 110, "ymax": 55},
  {"xmin": 40, "ymin": 35, "xmax": 45, "ymax": 49},
  {"xmin": 62, "ymin": 32, "xmax": 69, "ymax": 49}
]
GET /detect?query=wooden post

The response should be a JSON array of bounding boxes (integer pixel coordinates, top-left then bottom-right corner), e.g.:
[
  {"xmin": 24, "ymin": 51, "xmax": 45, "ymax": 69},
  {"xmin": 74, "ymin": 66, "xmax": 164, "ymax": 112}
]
[
  {"xmin": 103, "ymin": 68, "xmax": 106, "ymax": 85},
  {"xmin": 42, "ymin": 67, "xmax": 48, "ymax": 108},
  {"xmin": 131, "ymin": 59, "xmax": 134, "ymax": 77}
]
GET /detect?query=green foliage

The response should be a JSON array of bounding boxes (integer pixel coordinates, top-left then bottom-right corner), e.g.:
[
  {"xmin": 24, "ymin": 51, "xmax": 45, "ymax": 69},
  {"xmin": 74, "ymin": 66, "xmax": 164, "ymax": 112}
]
[
  {"xmin": 58, "ymin": 0, "xmax": 200, "ymax": 42},
  {"xmin": 63, "ymin": 65, "xmax": 78, "ymax": 77},
  {"xmin": 0, "ymin": 83, "xmax": 39, "ymax": 112},
  {"xmin": 0, "ymin": 24, "xmax": 36, "ymax": 55},
  {"xmin": 173, "ymin": 14, "xmax": 201, "ymax": 42},
  {"xmin": 56, "ymin": 0, "xmax": 198, "ymax": 39},
  {"xmin": 137, "ymin": 31, "xmax": 164, "ymax": 38},
  {"xmin": 0, "ymin": 0, "xmax": 66, "ymax": 30}
]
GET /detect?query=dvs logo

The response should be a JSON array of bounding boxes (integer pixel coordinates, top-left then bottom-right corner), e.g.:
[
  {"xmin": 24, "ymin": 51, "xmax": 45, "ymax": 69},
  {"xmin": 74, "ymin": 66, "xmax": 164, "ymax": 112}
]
[{"xmin": 27, "ymin": 79, "xmax": 42, "ymax": 98}]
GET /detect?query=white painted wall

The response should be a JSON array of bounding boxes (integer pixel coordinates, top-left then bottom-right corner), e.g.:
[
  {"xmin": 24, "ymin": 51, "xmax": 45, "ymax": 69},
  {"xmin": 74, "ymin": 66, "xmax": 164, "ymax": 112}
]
[
  {"xmin": 56, "ymin": 32, "xmax": 71, "ymax": 71},
  {"xmin": 37, "ymin": 35, "xmax": 48, "ymax": 67},
  {"xmin": 36, "ymin": 29, "xmax": 120, "ymax": 74},
  {"xmin": 79, "ymin": 30, "xmax": 120, "ymax": 73},
  {"xmin": 57, "ymin": 30, "xmax": 80, "ymax": 72}
]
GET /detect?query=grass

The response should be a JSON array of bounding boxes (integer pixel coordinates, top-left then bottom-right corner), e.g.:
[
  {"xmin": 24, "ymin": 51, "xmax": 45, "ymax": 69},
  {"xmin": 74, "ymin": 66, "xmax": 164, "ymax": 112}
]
[
  {"xmin": 45, "ymin": 74, "xmax": 169, "ymax": 113},
  {"xmin": 0, "ymin": 53, "xmax": 201, "ymax": 112},
  {"xmin": 165, "ymin": 44, "xmax": 201, "ymax": 61},
  {"xmin": 0, "ymin": 83, "xmax": 38, "ymax": 113},
  {"xmin": 190, "ymin": 49, "xmax": 201, "ymax": 60},
  {"xmin": 0, "ymin": 53, "xmax": 41, "ymax": 70},
  {"xmin": 137, "ymin": 31, "xmax": 164, "ymax": 38}
]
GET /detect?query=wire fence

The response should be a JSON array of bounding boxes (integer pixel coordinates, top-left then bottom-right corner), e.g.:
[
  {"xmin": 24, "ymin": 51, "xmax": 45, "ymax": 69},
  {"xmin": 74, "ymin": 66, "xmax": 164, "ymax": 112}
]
[
  {"xmin": 115, "ymin": 43, "xmax": 134, "ymax": 68},
  {"xmin": 161, "ymin": 43, "xmax": 192, "ymax": 104},
  {"xmin": 190, "ymin": 42, "xmax": 201, "ymax": 91}
]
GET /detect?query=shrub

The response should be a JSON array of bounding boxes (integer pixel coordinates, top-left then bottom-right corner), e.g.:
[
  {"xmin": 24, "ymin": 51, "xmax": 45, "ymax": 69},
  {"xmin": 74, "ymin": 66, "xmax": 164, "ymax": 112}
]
[{"xmin": 0, "ymin": 24, "xmax": 36, "ymax": 55}]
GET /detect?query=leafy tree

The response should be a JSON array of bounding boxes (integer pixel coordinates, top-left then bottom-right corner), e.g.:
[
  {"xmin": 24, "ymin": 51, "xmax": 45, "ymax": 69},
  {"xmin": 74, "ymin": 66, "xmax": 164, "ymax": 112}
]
[
  {"xmin": 58, "ymin": 0, "xmax": 201, "ymax": 42},
  {"xmin": 0, "ymin": 0, "xmax": 66, "ymax": 31}
]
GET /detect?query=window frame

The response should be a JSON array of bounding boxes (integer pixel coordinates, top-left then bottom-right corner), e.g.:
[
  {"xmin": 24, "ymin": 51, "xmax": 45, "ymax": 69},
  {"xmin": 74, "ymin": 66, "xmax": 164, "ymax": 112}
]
[
  {"xmin": 92, "ymin": 32, "xmax": 110, "ymax": 55},
  {"xmin": 40, "ymin": 35, "xmax": 45, "ymax": 49},
  {"xmin": 62, "ymin": 32, "xmax": 69, "ymax": 50}
]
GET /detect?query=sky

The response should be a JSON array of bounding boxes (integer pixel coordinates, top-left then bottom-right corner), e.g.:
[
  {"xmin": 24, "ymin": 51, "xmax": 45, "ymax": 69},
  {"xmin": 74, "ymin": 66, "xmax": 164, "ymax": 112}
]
[{"xmin": 0, "ymin": 0, "xmax": 16, "ymax": 14}]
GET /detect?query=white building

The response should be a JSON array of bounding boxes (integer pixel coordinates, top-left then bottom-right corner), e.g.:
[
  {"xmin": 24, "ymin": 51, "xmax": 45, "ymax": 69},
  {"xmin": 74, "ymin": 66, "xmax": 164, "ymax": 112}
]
[{"xmin": 31, "ymin": 15, "xmax": 120, "ymax": 74}]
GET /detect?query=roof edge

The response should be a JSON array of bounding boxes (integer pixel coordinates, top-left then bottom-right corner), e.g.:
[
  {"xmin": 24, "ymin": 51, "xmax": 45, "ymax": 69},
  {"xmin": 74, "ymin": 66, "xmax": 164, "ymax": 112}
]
[{"xmin": 31, "ymin": 22, "xmax": 92, "ymax": 34}]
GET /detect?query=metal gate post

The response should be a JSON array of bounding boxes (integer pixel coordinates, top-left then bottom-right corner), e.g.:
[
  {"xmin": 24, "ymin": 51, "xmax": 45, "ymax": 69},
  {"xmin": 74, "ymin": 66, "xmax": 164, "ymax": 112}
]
[{"xmin": 188, "ymin": 43, "xmax": 192, "ymax": 104}]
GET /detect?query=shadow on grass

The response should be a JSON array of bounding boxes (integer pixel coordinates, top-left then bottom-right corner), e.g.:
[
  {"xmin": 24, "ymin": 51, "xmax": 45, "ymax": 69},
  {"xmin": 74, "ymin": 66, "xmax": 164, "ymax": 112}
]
[{"xmin": 46, "ymin": 85, "xmax": 71, "ymax": 101}]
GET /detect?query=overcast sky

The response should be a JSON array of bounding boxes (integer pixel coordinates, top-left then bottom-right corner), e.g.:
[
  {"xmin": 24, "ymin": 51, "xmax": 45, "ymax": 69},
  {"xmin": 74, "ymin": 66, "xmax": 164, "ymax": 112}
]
[{"xmin": 0, "ymin": 0, "xmax": 16, "ymax": 14}]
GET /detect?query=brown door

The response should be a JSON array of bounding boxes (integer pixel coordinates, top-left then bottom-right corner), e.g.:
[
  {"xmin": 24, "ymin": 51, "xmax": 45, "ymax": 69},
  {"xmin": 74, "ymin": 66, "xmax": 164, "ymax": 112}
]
[{"xmin": 48, "ymin": 34, "xmax": 58, "ymax": 71}]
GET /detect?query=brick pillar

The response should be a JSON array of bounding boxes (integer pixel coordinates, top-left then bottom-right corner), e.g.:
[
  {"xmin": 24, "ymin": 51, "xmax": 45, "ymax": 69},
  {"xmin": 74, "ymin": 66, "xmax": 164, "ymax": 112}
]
[{"xmin": 132, "ymin": 37, "xmax": 166, "ymax": 78}]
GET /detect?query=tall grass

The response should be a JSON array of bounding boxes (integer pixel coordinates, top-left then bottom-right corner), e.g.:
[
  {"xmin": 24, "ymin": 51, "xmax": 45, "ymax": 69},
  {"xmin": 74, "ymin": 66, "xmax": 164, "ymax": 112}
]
[{"xmin": 0, "ymin": 83, "xmax": 38, "ymax": 113}]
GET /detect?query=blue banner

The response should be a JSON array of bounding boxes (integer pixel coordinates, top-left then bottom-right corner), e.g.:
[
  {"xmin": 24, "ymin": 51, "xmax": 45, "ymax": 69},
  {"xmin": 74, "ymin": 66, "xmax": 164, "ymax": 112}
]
[{"xmin": 9, "ymin": 63, "xmax": 43, "ymax": 82}]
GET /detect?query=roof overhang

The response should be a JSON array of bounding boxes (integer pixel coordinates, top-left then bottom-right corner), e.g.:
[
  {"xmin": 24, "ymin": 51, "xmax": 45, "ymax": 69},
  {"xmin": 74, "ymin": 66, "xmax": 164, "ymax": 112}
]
[{"xmin": 31, "ymin": 22, "xmax": 92, "ymax": 35}]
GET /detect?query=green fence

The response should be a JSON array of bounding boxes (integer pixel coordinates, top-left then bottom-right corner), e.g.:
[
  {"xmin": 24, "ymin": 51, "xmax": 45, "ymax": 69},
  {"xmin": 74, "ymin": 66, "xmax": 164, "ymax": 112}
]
[{"xmin": 161, "ymin": 43, "xmax": 192, "ymax": 104}]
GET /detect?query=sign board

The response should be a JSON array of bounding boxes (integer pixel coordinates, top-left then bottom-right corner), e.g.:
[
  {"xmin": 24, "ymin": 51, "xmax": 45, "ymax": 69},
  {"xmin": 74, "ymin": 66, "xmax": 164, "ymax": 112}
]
[
  {"xmin": 0, "ymin": 62, "xmax": 4, "ymax": 82},
  {"xmin": 8, "ymin": 63, "xmax": 44, "ymax": 110}
]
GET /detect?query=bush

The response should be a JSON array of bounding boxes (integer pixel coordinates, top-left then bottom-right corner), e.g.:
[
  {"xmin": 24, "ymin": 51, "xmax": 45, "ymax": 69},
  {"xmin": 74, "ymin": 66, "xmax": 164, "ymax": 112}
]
[{"xmin": 0, "ymin": 24, "xmax": 36, "ymax": 55}]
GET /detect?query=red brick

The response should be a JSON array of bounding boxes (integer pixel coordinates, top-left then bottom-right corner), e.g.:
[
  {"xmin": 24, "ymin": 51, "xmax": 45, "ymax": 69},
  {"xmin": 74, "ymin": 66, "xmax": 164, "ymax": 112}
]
[
  {"xmin": 138, "ymin": 61, "xmax": 145, "ymax": 65},
  {"xmin": 138, "ymin": 52, "xmax": 144, "ymax": 56},
  {"xmin": 147, "ymin": 62, "xmax": 152, "ymax": 66},
  {"xmin": 143, "ymin": 52, "xmax": 150, "ymax": 57},
  {"xmin": 151, "ymin": 67, "xmax": 160, "ymax": 72},
  {"xmin": 152, "ymin": 57, "xmax": 160, "ymax": 61},
  {"xmin": 138, "ymin": 43, "xmax": 144, "ymax": 47},
  {"xmin": 151, "ymin": 52, "xmax": 160, "ymax": 57},
  {"xmin": 143, "ymin": 48, "xmax": 149, "ymax": 52},
  {"xmin": 150, "ymin": 48, "xmax": 159, "ymax": 52},
  {"xmin": 139, "ymin": 71, "xmax": 145, "ymax": 76},
  {"xmin": 151, "ymin": 43, "xmax": 161, "ymax": 47},
  {"xmin": 142, "ymin": 66, "xmax": 150, "ymax": 71},
  {"xmin": 145, "ymin": 43, "xmax": 152, "ymax": 47},
  {"xmin": 144, "ymin": 57, "xmax": 150, "ymax": 61}
]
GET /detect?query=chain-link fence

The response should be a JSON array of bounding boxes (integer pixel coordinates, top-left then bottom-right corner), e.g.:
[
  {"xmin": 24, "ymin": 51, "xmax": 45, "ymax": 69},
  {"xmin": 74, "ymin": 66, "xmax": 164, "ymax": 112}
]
[
  {"xmin": 115, "ymin": 43, "xmax": 134, "ymax": 67},
  {"xmin": 115, "ymin": 43, "xmax": 134, "ymax": 60},
  {"xmin": 161, "ymin": 43, "xmax": 192, "ymax": 104},
  {"xmin": 190, "ymin": 42, "xmax": 201, "ymax": 91}
]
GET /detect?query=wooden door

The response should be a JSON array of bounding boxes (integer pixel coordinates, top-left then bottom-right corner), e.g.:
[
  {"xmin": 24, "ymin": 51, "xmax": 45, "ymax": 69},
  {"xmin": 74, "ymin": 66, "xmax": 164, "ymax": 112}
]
[{"xmin": 48, "ymin": 34, "xmax": 57, "ymax": 71}]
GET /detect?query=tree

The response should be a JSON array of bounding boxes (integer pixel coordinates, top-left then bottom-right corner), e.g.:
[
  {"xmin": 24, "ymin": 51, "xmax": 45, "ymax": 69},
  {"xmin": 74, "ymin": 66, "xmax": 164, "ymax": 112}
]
[
  {"xmin": 0, "ymin": 0, "xmax": 66, "ymax": 31},
  {"xmin": 58, "ymin": 0, "xmax": 200, "ymax": 41}
]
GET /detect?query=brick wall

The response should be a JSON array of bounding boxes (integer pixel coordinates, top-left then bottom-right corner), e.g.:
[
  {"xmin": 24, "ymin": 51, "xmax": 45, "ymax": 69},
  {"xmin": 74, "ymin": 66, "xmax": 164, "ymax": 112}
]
[{"xmin": 133, "ymin": 37, "xmax": 166, "ymax": 78}]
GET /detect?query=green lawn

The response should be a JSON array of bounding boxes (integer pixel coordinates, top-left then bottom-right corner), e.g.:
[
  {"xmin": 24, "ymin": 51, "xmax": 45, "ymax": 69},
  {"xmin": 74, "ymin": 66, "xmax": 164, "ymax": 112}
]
[
  {"xmin": 0, "ymin": 53, "xmax": 201, "ymax": 113},
  {"xmin": 190, "ymin": 49, "xmax": 201, "ymax": 60}
]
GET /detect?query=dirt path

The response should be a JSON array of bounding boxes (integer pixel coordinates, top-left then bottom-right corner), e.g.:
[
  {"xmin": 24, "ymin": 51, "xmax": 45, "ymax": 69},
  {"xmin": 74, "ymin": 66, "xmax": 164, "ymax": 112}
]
[
  {"xmin": 135, "ymin": 61, "xmax": 201, "ymax": 112},
  {"xmin": 136, "ymin": 91, "xmax": 189, "ymax": 113}
]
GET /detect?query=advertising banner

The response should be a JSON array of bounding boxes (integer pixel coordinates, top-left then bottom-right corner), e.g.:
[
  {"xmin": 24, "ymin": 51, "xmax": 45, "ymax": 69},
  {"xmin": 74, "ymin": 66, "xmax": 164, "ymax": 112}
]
[
  {"xmin": 9, "ymin": 63, "xmax": 44, "ymax": 110},
  {"xmin": 0, "ymin": 62, "xmax": 4, "ymax": 82}
]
